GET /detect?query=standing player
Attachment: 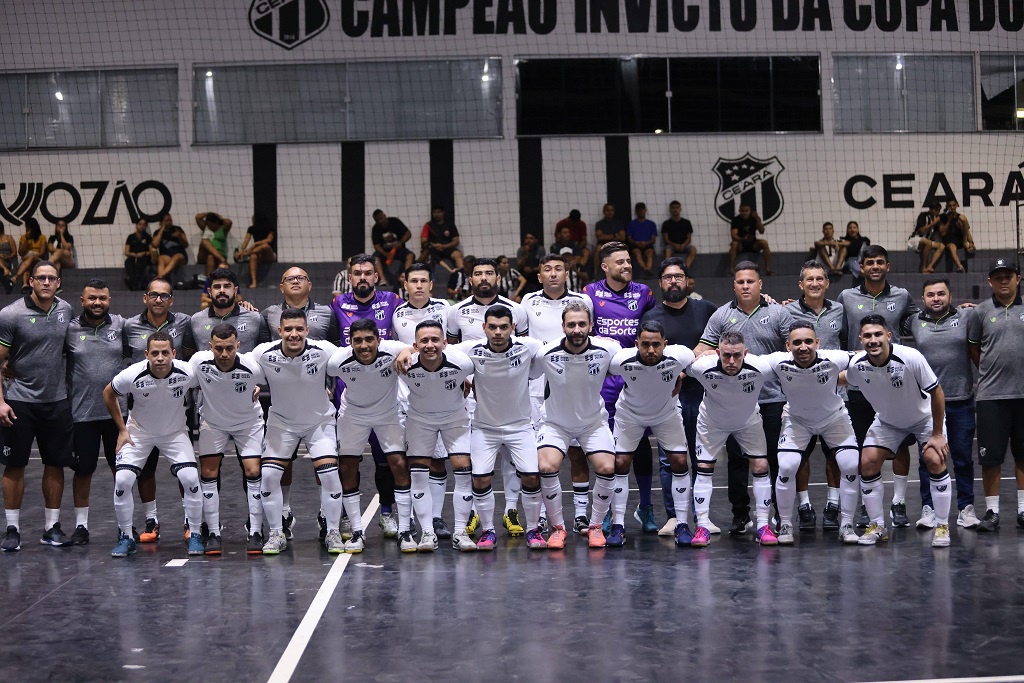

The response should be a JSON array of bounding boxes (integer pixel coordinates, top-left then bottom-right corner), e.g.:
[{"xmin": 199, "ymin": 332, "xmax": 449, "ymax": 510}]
[
  {"xmin": 765, "ymin": 325, "xmax": 860, "ymax": 544},
  {"xmin": 191, "ymin": 268, "xmax": 261, "ymax": 352},
  {"xmin": 64, "ymin": 279, "xmax": 129, "ymax": 545},
  {"xmin": 103, "ymin": 332, "xmax": 203, "ymax": 557},
  {"xmin": 533, "ymin": 301, "xmax": 622, "ymax": 549},
  {"xmin": 607, "ymin": 321, "xmax": 695, "ymax": 547},
  {"xmin": 843, "ymin": 315, "xmax": 951, "ymax": 547},
  {"xmin": 0, "ymin": 262, "xmax": 74, "ymax": 551},
  {"xmin": 250, "ymin": 309, "xmax": 344, "ymax": 554},
  {"xmin": 686, "ymin": 332, "xmax": 776, "ymax": 547},
  {"xmin": 583, "ymin": 242, "xmax": 656, "ymax": 534},
  {"xmin": 190, "ymin": 323, "xmax": 266, "ymax": 555}
]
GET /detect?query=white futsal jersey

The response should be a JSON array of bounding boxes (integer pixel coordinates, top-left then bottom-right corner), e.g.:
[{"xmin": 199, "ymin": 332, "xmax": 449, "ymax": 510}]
[
  {"xmin": 111, "ymin": 359, "xmax": 197, "ymax": 437},
  {"xmin": 521, "ymin": 290, "xmax": 594, "ymax": 343},
  {"xmin": 608, "ymin": 345, "xmax": 696, "ymax": 425},
  {"xmin": 532, "ymin": 336, "xmax": 622, "ymax": 431},
  {"xmin": 686, "ymin": 353, "xmax": 771, "ymax": 432},
  {"xmin": 249, "ymin": 339, "xmax": 341, "ymax": 431},
  {"xmin": 400, "ymin": 347, "xmax": 475, "ymax": 424},
  {"xmin": 764, "ymin": 350, "xmax": 852, "ymax": 430},
  {"xmin": 393, "ymin": 299, "xmax": 450, "ymax": 346},
  {"xmin": 447, "ymin": 295, "xmax": 529, "ymax": 341},
  {"xmin": 453, "ymin": 337, "xmax": 544, "ymax": 429},
  {"xmin": 844, "ymin": 343, "xmax": 939, "ymax": 429},
  {"xmin": 189, "ymin": 351, "xmax": 266, "ymax": 431},
  {"xmin": 327, "ymin": 340, "xmax": 407, "ymax": 424}
]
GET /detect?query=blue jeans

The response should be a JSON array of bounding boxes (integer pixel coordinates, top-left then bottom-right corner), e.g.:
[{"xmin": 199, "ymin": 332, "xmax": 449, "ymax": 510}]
[
  {"xmin": 660, "ymin": 389, "xmax": 702, "ymax": 517},
  {"xmin": 919, "ymin": 399, "xmax": 975, "ymax": 510}
]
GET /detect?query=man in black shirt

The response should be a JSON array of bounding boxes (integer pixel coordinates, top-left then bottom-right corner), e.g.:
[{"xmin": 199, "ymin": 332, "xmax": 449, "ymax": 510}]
[
  {"xmin": 124, "ymin": 219, "xmax": 155, "ymax": 291},
  {"xmin": 235, "ymin": 210, "xmax": 277, "ymax": 288},
  {"xmin": 370, "ymin": 209, "xmax": 414, "ymax": 290},
  {"xmin": 420, "ymin": 205, "xmax": 464, "ymax": 273},
  {"xmin": 662, "ymin": 200, "xmax": 696, "ymax": 269},
  {"xmin": 729, "ymin": 203, "xmax": 772, "ymax": 275}
]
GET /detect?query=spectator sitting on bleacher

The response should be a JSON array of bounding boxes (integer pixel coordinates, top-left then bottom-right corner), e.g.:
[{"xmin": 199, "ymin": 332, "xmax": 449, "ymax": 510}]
[
  {"xmin": 234, "ymin": 210, "xmax": 277, "ymax": 288},
  {"xmin": 516, "ymin": 232, "xmax": 545, "ymax": 294},
  {"xmin": 420, "ymin": 204, "xmax": 463, "ymax": 274},
  {"xmin": 661, "ymin": 200, "xmax": 697, "ymax": 269},
  {"xmin": 910, "ymin": 202, "xmax": 943, "ymax": 273},
  {"xmin": 555, "ymin": 209, "xmax": 587, "ymax": 246},
  {"xmin": 195, "ymin": 211, "xmax": 233, "ymax": 276},
  {"xmin": 153, "ymin": 213, "xmax": 190, "ymax": 280},
  {"xmin": 552, "ymin": 223, "xmax": 590, "ymax": 275},
  {"xmin": 496, "ymin": 255, "xmax": 526, "ymax": 302},
  {"xmin": 923, "ymin": 199, "xmax": 976, "ymax": 274},
  {"xmin": 0, "ymin": 222, "xmax": 18, "ymax": 293},
  {"xmin": 593, "ymin": 203, "xmax": 625, "ymax": 276},
  {"xmin": 447, "ymin": 255, "xmax": 475, "ymax": 300},
  {"xmin": 813, "ymin": 221, "xmax": 847, "ymax": 276},
  {"xmin": 47, "ymin": 219, "xmax": 75, "ymax": 276},
  {"xmin": 15, "ymin": 217, "xmax": 47, "ymax": 293},
  {"xmin": 124, "ymin": 218, "xmax": 156, "ymax": 291},
  {"xmin": 627, "ymin": 202, "xmax": 657, "ymax": 277},
  {"xmin": 843, "ymin": 221, "xmax": 871, "ymax": 280},
  {"xmin": 332, "ymin": 266, "xmax": 353, "ymax": 297},
  {"xmin": 371, "ymin": 209, "xmax": 414, "ymax": 291},
  {"xmin": 729, "ymin": 202, "xmax": 773, "ymax": 275}
]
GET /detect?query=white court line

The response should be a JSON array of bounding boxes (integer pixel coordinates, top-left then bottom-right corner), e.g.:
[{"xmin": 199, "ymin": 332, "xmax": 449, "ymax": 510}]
[
  {"xmin": 863, "ymin": 677, "xmax": 1024, "ymax": 683},
  {"xmin": 267, "ymin": 494, "xmax": 380, "ymax": 683}
]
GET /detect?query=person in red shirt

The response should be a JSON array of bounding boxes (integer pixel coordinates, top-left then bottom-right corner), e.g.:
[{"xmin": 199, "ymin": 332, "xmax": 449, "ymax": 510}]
[{"xmin": 555, "ymin": 209, "xmax": 587, "ymax": 245}]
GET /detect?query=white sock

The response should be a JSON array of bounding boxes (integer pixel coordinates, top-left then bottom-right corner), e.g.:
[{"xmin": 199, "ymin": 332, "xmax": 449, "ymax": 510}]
[
  {"xmin": 541, "ymin": 473, "xmax": 565, "ymax": 527},
  {"xmin": 176, "ymin": 467, "xmax": 203, "ymax": 531},
  {"xmin": 317, "ymin": 464, "xmax": 343, "ymax": 532},
  {"xmin": 892, "ymin": 474, "xmax": 908, "ymax": 505},
  {"xmin": 260, "ymin": 463, "xmax": 285, "ymax": 532},
  {"xmin": 670, "ymin": 472, "xmax": 691, "ymax": 527},
  {"xmin": 836, "ymin": 448, "xmax": 860, "ymax": 526},
  {"xmin": 693, "ymin": 470, "xmax": 714, "ymax": 526},
  {"xmin": 245, "ymin": 476, "xmax": 264, "ymax": 533},
  {"xmin": 591, "ymin": 475, "xmax": 614, "ymax": 525},
  {"xmin": 930, "ymin": 471, "xmax": 952, "ymax": 523},
  {"xmin": 453, "ymin": 471, "xmax": 473, "ymax": 533},
  {"xmin": 74, "ymin": 507, "xmax": 88, "ymax": 529},
  {"xmin": 522, "ymin": 486, "xmax": 541, "ymax": 531},
  {"xmin": 5, "ymin": 509, "xmax": 19, "ymax": 530},
  {"xmin": 44, "ymin": 508, "xmax": 59, "ymax": 529},
  {"xmin": 143, "ymin": 500, "xmax": 158, "ymax": 523},
  {"xmin": 113, "ymin": 470, "xmax": 137, "ymax": 534},
  {"xmin": 986, "ymin": 495, "xmax": 999, "ymax": 515},
  {"xmin": 572, "ymin": 482, "xmax": 589, "ymax": 519},
  {"xmin": 776, "ymin": 452, "xmax": 801, "ymax": 526},
  {"xmin": 861, "ymin": 474, "xmax": 885, "ymax": 526},
  {"xmin": 752, "ymin": 471, "xmax": 772, "ymax": 527},
  {"xmin": 502, "ymin": 455, "xmax": 520, "ymax": 511},
  {"xmin": 200, "ymin": 476, "xmax": 220, "ymax": 532},
  {"xmin": 281, "ymin": 484, "xmax": 291, "ymax": 516},
  {"xmin": 1018, "ymin": 490, "xmax": 1024, "ymax": 514},
  {"xmin": 827, "ymin": 487, "xmax": 840, "ymax": 505},
  {"xmin": 612, "ymin": 474, "xmax": 629, "ymax": 525},
  {"xmin": 797, "ymin": 490, "xmax": 811, "ymax": 507},
  {"xmin": 429, "ymin": 472, "xmax": 447, "ymax": 519},
  {"xmin": 395, "ymin": 487, "xmax": 412, "ymax": 533},
  {"xmin": 343, "ymin": 490, "xmax": 363, "ymax": 533},
  {"xmin": 474, "ymin": 486, "xmax": 496, "ymax": 532},
  {"xmin": 409, "ymin": 466, "xmax": 433, "ymax": 531}
]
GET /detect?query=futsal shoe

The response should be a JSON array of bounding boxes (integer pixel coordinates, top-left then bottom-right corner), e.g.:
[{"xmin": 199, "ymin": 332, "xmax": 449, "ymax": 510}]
[
  {"xmin": 822, "ymin": 502, "xmax": 840, "ymax": 532},
  {"xmin": 378, "ymin": 512, "xmax": 399, "ymax": 538},
  {"xmin": 634, "ymin": 505, "xmax": 658, "ymax": 534},
  {"xmin": 931, "ymin": 524, "xmax": 951, "ymax": 548},
  {"xmin": 916, "ymin": 505, "xmax": 937, "ymax": 529},
  {"xmin": 465, "ymin": 511, "xmax": 480, "ymax": 535},
  {"xmin": 344, "ymin": 531, "xmax": 365, "ymax": 554},
  {"xmin": 546, "ymin": 525, "xmax": 568, "ymax": 550},
  {"xmin": 325, "ymin": 530, "xmax": 345, "ymax": 555},
  {"xmin": 503, "ymin": 510, "xmax": 524, "ymax": 537},
  {"xmin": 40, "ymin": 523, "xmax": 71, "ymax": 547},
  {"xmin": 69, "ymin": 525, "xmax": 90, "ymax": 546},
  {"xmin": 690, "ymin": 526, "xmax": 712, "ymax": 548},
  {"xmin": 262, "ymin": 530, "xmax": 287, "ymax": 555},
  {"xmin": 601, "ymin": 510, "xmax": 612, "ymax": 535},
  {"xmin": 538, "ymin": 516, "xmax": 550, "ymax": 534},
  {"xmin": 476, "ymin": 530, "xmax": 497, "ymax": 551},
  {"xmin": 246, "ymin": 530, "xmax": 264, "ymax": 555},
  {"xmin": 976, "ymin": 510, "xmax": 999, "ymax": 532},
  {"xmin": 605, "ymin": 524, "xmax": 625, "ymax": 547},
  {"xmin": 776, "ymin": 523, "xmax": 795, "ymax": 545},
  {"xmin": 705, "ymin": 519, "xmax": 722, "ymax": 534},
  {"xmin": 659, "ymin": 517, "xmax": 678, "ymax": 537},
  {"xmin": 398, "ymin": 531, "xmax": 418, "ymax": 553},
  {"xmin": 573, "ymin": 515, "xmax": 590, "ymax": 535},
  {"xmin": 526, "ymin": 528, "xmax": 547, "ymax": 549},
  {"xmin": 110, "ymin": 531, "xmax": 137, "ymax": 558},
  {"xmin": 673, "ymin": 523, "xmax": 693, "ymax": 546},
  {"xmin": 282, "ymin": 512, "xmax": 295, "ymax": 540},
  {"xmin": 138, "ymin": 518, "xmax": 160, "ymax": 543},
  {"xmin": 187, "ymin": 532, "xmax": 205, "ymax": 556},
  {"xmin": 433, "ymin": 517, "xmax": 452, "ymax": 540},
  {"xmin": 858, "ymin": 523, "xmax": 889, "ymax": 546},
  {"xmin": 451, "ymin": 529, "xmax": 477, "ymax": 552},
  {"xmin": 729, "ymin": 515, "xmax": 752, "ymax": 535},
  {"xmin": 797, "ymin": 504, "xmax": 816, "ymax": 532},
  {"xmin": 587, "ymin": 524, "xmax": 606, "ymax": 548},
  {"xmin": 855, "ymin": 505, "xmax": 870, "ymax": 529},
  {"xmin": 755, "ymin": 524, "xmax": 779, "ymax": 546},
  {"xmin": 956, "ymin": 505, "xmax": 980, "ymax": 529},
  {"xmin": 417, "ymin": 529, "xmax": 439, "ymax": 553},
  {"xmin": 204, "ymin": 533, "xmax": 222, "ymax": 555},
  {"xmin": 340, "ymin": 514, "xmax": 353, "ymax": 541},
  {"xmin": 839, "ymin": 524, "xmax": 860, "ymax": 545},
  {"xmin": 889, "ymin": 502, "xmax": 910, "ymax": 528}
]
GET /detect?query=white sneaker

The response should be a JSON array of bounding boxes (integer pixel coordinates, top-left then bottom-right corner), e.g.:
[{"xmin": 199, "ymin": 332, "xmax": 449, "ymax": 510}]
[
  {"xmin": 379, "ymin": 512, "xmax": 399, "ymax": 539},
  {"xmin": 957, "ymin": 504, "xmax": 980, "ymax": 529},
  {"xmin": 344, "ymin": 531, "xmax": 365, "ymax": 553},
  {"xmin": 705, "ymin": 519, "xmax": 722, "ymax": 535},
  {"xmin": 452, "ymin": 529, "xmax": 477, "ymax": 552},
  {"xmin": 858, "ymin": 522, "xmax": 889, "ymax": 546},
  {"xmin": 776, "ymin": 523, "xmax": 795, "ymax": 545},
  {"xmin": 398, "ymin": 530, "xmax": 417, "ymax": 553},
  {"xmin": 340, "ymin": 514, "xmax": 354, "ymax": 540},
  {"xmin": 658, "ymin": 517, "xmax": 677, "ymax": 537},
  {"xmin": 324, "ymin": 529, "xmax": 345, "ymax": 554},
  {"xmin": 417, "ymin": 529, "xmax": 438, "ymax": 553},
  {"xmin": 262, "ymin": 529, "xmax": 287, "ymax": 555},
  {"xmin": 839, "ymin": 524, "xmax": 859, "ymax": 545},
  {"xmin": 916, "ymin": 504, "xmax": 937, "ymax": 529},
  {"xmin": 932, "ymin": 524, "xmax": 951, "ymax": 547}
]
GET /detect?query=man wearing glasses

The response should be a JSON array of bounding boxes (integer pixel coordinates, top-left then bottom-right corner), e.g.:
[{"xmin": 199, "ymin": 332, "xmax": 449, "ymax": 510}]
[
  {"xmin": 258, "ymin": 267, "xmax": 340, "ymax": 345},
  {"xmin": 0, "ymin": 262, "xmax": 76, "ymax": 551}
]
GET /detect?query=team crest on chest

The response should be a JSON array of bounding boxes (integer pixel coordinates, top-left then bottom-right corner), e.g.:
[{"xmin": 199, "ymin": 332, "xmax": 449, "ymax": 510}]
[{"xmin": 886, "ymin": 302, "xmax": 896, "ymax": 312}]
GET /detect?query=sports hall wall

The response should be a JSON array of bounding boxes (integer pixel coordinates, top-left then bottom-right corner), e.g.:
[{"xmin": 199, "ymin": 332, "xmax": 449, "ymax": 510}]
[{"xmin": 2, "ymin": 1, "xmax": 1023, "ymax": 269}]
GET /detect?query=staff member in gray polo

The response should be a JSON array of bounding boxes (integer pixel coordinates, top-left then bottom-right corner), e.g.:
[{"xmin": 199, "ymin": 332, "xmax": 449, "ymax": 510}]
[
  {"xmin": 258, "ymin": 266, "xmax": 340, "ymax": 344},
  {"xmin": 191, "ymin": 267, "xmax": 262, "ymax": 352},
  {"xmin": 0, "ymin": 261, "xmax": 75, "ymax": 551},
  {"xmin": 967, "ymin": 258, "xmax": 1024, "ymax": 532}
]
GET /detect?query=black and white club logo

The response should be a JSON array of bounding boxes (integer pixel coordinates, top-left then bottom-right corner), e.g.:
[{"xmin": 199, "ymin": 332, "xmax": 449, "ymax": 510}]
[
  {"xmin": 249, "ymin": 0, "xmax": 329, "ymax": 50},
  {"xmin": 712, "ymin": 153, "xmax": 785, "ymax": 225}
]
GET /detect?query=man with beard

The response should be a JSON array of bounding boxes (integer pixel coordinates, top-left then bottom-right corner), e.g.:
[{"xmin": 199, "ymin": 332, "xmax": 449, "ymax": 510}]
[{"xmin": 191, "ymin": 268, "xmax": 261, "ymax": 352}]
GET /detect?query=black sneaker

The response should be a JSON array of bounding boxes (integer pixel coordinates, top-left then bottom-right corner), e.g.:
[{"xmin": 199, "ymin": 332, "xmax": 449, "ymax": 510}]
[
  {"xmin": 1, "ymin": 525, "xmax": 20, "ymax": 552},
  {"xmin": 317, "ymin": 512, "xmax": 327, "ymax": 544},
  {"xmin": 729, "ymin": 515, "xmax": 752, "ymax": 535},
  {"xmin": 977, "ymin": 509, "xmax": 999, "ymax": 532},
  {"xmin": 855, "ymin": 504, "xmax": 870, "ymax": 529},
  {"xmin": 573, "ymin": 515, "xmax": 590, "ymax": 535},
  {"xmin": 204, "ymin": 533, "xmax": 222, "ymax": 555},
  {"xmin": 890, "ymin": 502, "xmax": 910, "ymax": 528},
  {"xmin": 200, "ymin": 521, "xmax": 211, "ymax": 543},
  {"xmin": 40, "ymin": 522, "xmax": 72, "ymax": 547},
  {"xmin": 246, "ymin": 530, "xmax": 264, "ymax": 555},
  {"xmin": 283, "ymin": 512, "xmax": 296, "ymax": 541},
  {"xmin": 1018, "ymin": 511, "xmax": 1024, "ymax": 530},
  {"xmin": 822, "ymin": 502, "xmax": 840, "ymax": 531},
  {"xmin": 69, "ymin": 525, "xmax": 90, "ymax": 545},
  {"xmin": 432, "ymin": 517, "xmax": 452, "ymax": 540},
  {"xmin": 797, "ymin": 503, "xmax": 817, "ymax": 532}
]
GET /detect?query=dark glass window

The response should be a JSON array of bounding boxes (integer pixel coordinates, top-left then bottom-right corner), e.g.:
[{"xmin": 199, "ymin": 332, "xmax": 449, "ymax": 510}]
[
  {"xmin": 772, "ymin": 57, "xmax": 822, "ymax": 132},
  {"xmin": 981, "ymin": 55, "xmax": 1024, "ymax": 131}
]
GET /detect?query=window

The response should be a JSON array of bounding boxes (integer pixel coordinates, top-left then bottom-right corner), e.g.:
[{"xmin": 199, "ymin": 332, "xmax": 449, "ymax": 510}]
[{"xmin": 981, "ymin": 55, "xmax": 1024, "ymax": 131}]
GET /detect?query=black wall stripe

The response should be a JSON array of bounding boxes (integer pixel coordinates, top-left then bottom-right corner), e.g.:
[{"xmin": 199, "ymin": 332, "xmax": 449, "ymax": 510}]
[
  {"xmin": 341, "ymin": 141, "xmax": 365, "ymax": 259},
  {"xmin": 429, "ymin": 139, "xmax": 455, "ymax": 224},
  {"xmin": 518, "ymin": 138, "xmax": 543, "ymax": 243},
  {"xmin": 252, "ymin": 144, "xmax": 277, "ymax": 225},
  {"xmin": 605, "ymin": 136, "xmax": 631, "ymax": 224}
]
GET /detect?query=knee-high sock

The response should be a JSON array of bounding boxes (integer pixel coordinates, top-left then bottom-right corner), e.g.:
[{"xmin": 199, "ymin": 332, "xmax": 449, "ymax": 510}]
[
  {"xmin": 474, "ymin": 485, "xmax": 496, "ymax": 532},
  {"xmin": 114, "ymin": 469, "xmax": 138, "ymax": 535},
  {"xmin": 316, "ymin": 463, "xmax": 343, "ymax": 532},
  {"xmin": 612, "ymin": 474, "xmax": 629, "ymax": 525},
  {"xmin": 930, "ymin": 470, "xmax": 952, "ymax": 523},
  {"xmin": 200, "ymin": 475, "xmax": 220, "ymax": 532},
  {"xmin": 394, "ymin": 486, "xmax": 412, "ymax": 533},
  {"xmin": 572, "ymin": 483, "xmax": 589, "ymax": 519},
  {"xmin": 260, "ymin": 463, "xmax": 285, "ymax": 532},
  {"xmin": 453, "ymin": 470, "xmax": 473, "ymax": 534},
  {"xmin": 280, "ymin": 485, "xmax": 291, "ymax": 515},
  {"xmin": 245, "ymin": 475, "xmax": 264, "ymax": 532},
  {"xmin": 409, "ymin": 466, "xmax": 433, "ymax": 530},
  {"xmin": 591, "ymin": 474, "xmax": 615, "ymax": 526},
  {"xmin": 522, "ymin": 484, "xmax": 541, "ymax": 530},
  {"xmin": 502, "ymin": 455, "xmax": 520, "ymax": 511},
  {"xmin": 752, "ymin": 470, "xmax": 772, "ymax": 527},
  {"xmin": 342, "ymin": 489, "xmax": 363, "ymax": 533},
  {"xmin": 775, "ymin": 451, "xmax": 802, "ymax": 526},
  {"xmin": 670, "ymin": 471, "xmax": 691, "ymax": 527},
  {"xmin": 861, "ymin": 473, "xmax": 885, "ymax": 525},
  {"xmin": 541, "ymin": 473, "xmax": 565, "ymax": 527},
  {"xmin": 693, "ymin": 469, "xmax": 715, "ymax": 526},
  {"xmin": 430, "ymin": 472, "xmax": 447, "ymax": 519},
  {"xmin": 892, "ymin": 474, "xmax": 908, "ymax": 505},
  {"xmin": 836, "ymin": 448, "xmax": 860, "ymax": 526},
  {"xmin": 175, "ymin": 465, "xmax": 203, "ymax": 531}
]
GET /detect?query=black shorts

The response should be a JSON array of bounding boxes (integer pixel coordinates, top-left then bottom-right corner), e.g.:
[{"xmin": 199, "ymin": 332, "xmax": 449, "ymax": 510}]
[
  {"xmin": 72, "ymin": 419, "xmax": 120, "ymax": 475},
  {"xmin": 0, "ymin": 399, "xmax": 74, "ymax": 468},
  {"xmin": 976, "ymin": 399, "xmax": 1024, "ymax": 467},
  {"xmin": 739, "ymin": 239, "xmax": 763, "ymax": 253}
]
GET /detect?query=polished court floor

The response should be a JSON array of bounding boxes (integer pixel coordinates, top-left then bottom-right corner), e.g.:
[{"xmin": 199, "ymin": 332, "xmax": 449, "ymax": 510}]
[{"xmin": 2, "ymin": 453, "xmax": 1024, "ymax": 683}]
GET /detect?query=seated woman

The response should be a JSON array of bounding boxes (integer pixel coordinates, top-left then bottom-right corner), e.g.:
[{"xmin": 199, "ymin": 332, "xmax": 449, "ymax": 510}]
[
  {"xmin": 124, "ymin": 218, "xmax": 156, "ymax": 291},
  {"xmin": 14, "ymin": 217, "xmax": 48, "ymax": 293},
  {"xmin": 153, "ymin": 213, "xmax": 190, "ymax": 279},
  {"xmin": 234, "ymin": 210, "xmax": 277, "ymax": 288},
  {"xmin": 0, "ymin": 222, "xmax": 19, "ymax": 293},
  {"xmin": 47, "ymin": 219, "xmax": 76, "ymax": 275},
  {"xmin": 195, "ymin": 211, "xmax": 232, "ymax": 276}
]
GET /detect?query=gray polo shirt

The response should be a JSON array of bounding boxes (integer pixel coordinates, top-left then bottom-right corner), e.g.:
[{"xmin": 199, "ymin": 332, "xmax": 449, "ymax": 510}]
[
  {"xmin": 122, "ymin": 310, "xmax": 196, "ymax": 363},
  {"xmin": 191, "ymin": 305, "xmax": 262, "ymax": 353},
  {"xmin": 967, "ymin": 295, "xmax": 1024, "ymax": 401},
  {"xmin": 0, "ymin": 295, "xmax": 73, "ymax": 402},
  {"xmin": 784, "ymin": 297, "xmax": 844, "ymax": 350},
  {"xmin": 699, "ymin": 296, "xmax": 795, "ymax": 403},
  {"xmin": 909, "ymin": 308, "xmax": 974, "ymax": 402},
  {"xmin": 836, "ymin": 282, "xmax": 919, "ymax": 351},
  {"xmin": 258, "ymin": 300, "xmax": 340, "ymax": 344},
  {"xmin": 66, "ymin": 312, "xmax": 129, "ymax": 421}
]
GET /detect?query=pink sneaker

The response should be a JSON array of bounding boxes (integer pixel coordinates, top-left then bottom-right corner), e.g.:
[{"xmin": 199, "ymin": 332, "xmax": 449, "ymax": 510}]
[
  {"xmin": 526, "ymin": 528, "xmax": 547, "ymax": 549},
  {"xmin": 690, "ymin": 526, "xmax": 712, "ymax": 547},
  {"xmin": 755, "ymin": 524, "xmax": 779, "ymax": 546},
  {"xmin": 476, "ymin": 529, "xmax": 497, "ymax": 551}
]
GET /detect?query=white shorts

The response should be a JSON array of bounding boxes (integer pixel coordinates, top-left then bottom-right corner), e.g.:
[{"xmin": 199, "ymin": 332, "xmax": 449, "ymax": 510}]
[
  {"xmin": 406, "ymin": 418, "xmax": 470, "ymax": 459},
  {"xmin": 197, "ymin": 417, "xmax": 265, "ymax": 460},
  {"xmin": 338, "ymin": 420, "xmax": 404, "ymax": 457},
  {"xmin": 116, "ymin": 430, "xmax": 195, "ymax": 472},
  {"xmin": 264, "ymin": 421, "xmax": 338, "ymax": 461},
  {"xmin": 538, "ymin": 420, "xmax": 615, "ymax": 456},
  {"xmin": 696, "ymin": 412, "xmax": 767, "ymax": 463},
  {"xmin": 864, "ymin": 416, "xmax": 942, "ymax": 454},
  {"xmin": 614, "ymin": 414, "xmax": 687, "ymax": 453},
  {"xmin": 471, "ymin": 423, "xmax": 538, "ymax": 476},
  {"xmin": 777, "ymin": 408, "xmax": 858, "ymax": 455}
]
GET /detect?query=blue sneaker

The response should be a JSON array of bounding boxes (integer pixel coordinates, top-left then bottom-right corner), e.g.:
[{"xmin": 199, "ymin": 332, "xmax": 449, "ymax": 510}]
[
  {"xmin": 187, "ymin": 532, "xmax": 205, "ymax": 556},
  {"xmin": 111, "ymin": 531, "xmax": 137, "ymax": 558},
  {"xmin": 633, "ymin": 504, "xmax": 658, "ymax": 534},
  {"xmin": 606, "ymin": 523, "xmax": 625, "ymax": 547},
  {"xmin": 601, "ymin": 510, "xmax": 612, "ymax": 535},
  {"xmin": 674, "ymin": 523, "xmax": 694, "ymax": 546}
]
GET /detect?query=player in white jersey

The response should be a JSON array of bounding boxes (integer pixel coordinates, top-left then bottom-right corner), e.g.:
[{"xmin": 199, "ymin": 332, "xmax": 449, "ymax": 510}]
[
  {"xmin": 451, "ymin": 305, "xmax": 546, "ymax": 550},
  {"xmin": 327, "ymin": 319, "xmax": 409, "ymax": 553},
  {"xmin": 607, "ymin": 320, "xmax": 695, "ymax": 547},
  {"xmin": 686, "ymin": 331, "xmax": 776, "ymax": 547},
  {"xmin": 764, "ymin": 324, "xmax": 860, "ymax": 545},
  {"xmin": 189, "ymin": 323, "xmax": 266, "ymax": 556},
  {"xmin": 533, "ymin": 300, "xmax": 622, "ymax": 549},
  {"xmin": 399, "ymin": 321, "xmax": 475, "ymax": 551},
  {"xmin": 392, "ymin": 262, "xmax": 452, "ymax": 539},
  {"xmin": 842, "ymin": 315, "xmax": 952, "ymax": 548},
  {"xmin": 521, "ymin": 254, "xmax": 594, "ymax": 532},
  {"xmin": 446, "ymin": 257, "xmax": 529, "ymax": 536},
  {"xmin": 103, "ymin": 332, "xmax": 203, "ymax": 558},
  {"xmin": 249, "ymin": 309, "xmax": 345, "ymax": 555}
]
